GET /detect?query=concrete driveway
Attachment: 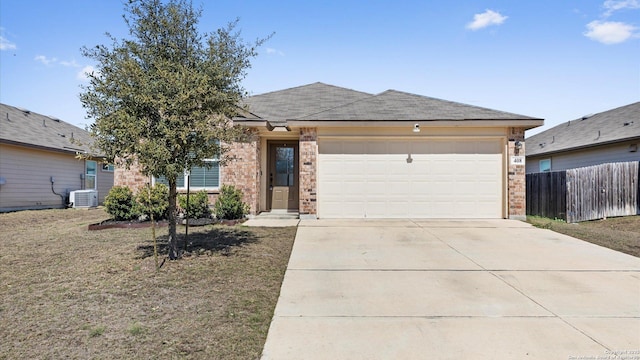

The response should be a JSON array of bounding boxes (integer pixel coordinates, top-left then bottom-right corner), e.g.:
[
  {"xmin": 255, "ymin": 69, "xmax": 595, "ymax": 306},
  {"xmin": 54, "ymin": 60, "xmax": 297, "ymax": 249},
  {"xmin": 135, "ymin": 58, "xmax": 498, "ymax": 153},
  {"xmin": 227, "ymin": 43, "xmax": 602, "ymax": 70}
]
[{"xmin": 261, "ymin": 219, "xmax": 640, "ymax": 360}]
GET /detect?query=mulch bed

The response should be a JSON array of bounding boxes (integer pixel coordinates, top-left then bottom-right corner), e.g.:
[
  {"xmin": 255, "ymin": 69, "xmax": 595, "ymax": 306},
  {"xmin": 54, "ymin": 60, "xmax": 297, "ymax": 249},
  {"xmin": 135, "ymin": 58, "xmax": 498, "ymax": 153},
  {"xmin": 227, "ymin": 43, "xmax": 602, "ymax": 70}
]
[
  {"xmin": 88, "ymin": 218, "xmax": 245, "ymax": 230},
  {"xmin": 88, "ymin": 219, "xmax": 169, "ymax": 230}
]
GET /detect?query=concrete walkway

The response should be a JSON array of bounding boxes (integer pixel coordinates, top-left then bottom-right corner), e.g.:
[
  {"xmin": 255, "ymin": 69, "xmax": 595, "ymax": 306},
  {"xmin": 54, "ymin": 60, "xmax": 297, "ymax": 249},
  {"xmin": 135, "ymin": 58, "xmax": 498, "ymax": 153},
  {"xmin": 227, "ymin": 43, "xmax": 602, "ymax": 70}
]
[
  {"xmin": 243, "ymin": 218, "xmax": 300, "ymax": 227},
  {"xmin": 261, "ymin": 219, "xmax": 640, "ymax": 360}
]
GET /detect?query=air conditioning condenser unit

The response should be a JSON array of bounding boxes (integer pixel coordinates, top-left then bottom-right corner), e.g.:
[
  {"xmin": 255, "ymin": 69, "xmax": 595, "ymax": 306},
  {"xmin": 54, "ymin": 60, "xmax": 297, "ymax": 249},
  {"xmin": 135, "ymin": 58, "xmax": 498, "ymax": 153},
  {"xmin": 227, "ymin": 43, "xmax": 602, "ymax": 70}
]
[{"xmin": 69, "ymin": 190, "xmax": 98, "ymax": 208}]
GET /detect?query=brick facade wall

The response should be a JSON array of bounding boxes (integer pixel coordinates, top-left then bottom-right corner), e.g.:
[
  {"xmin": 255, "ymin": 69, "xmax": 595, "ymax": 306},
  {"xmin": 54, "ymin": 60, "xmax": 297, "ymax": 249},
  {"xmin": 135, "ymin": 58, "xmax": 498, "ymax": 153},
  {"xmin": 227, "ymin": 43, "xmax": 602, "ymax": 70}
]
[
  {"xmin": 508, "ymin": 127, "xmax": 526, "ymax": 220},
  {"xmin": 221, "ymin": 135, "xmax": 260, "ymax": 215},
  {"xmin": 114, "ymin": 160, "xmax": 148, "ymax": 193},
  {"xmin": 116, "ymin": 127, "xmax": 526, "ymax": 220},
  {"xmin": 299, "ymin": 128, "xmax": 318, "ymax": 217},
  {"xmin": 114, "ymin": 135, "xmax": 260, "ymax": 216}
]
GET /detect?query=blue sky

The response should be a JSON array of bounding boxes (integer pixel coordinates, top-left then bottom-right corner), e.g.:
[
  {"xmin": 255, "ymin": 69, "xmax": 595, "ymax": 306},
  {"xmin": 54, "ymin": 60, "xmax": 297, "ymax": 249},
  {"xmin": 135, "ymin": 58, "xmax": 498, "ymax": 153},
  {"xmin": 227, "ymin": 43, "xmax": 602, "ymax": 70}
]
[{"xmin": 1, "ymin": 0, "xmax": 638, "ymax": 136}]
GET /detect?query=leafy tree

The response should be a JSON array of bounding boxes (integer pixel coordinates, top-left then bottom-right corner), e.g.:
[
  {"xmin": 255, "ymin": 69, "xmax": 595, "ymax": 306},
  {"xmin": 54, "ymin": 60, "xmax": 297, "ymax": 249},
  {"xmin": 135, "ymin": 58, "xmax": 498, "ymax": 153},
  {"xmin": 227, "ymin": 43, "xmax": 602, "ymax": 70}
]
[{"xmin": 80, "ymin": 0, "xmax": 266, "ymax": 259}]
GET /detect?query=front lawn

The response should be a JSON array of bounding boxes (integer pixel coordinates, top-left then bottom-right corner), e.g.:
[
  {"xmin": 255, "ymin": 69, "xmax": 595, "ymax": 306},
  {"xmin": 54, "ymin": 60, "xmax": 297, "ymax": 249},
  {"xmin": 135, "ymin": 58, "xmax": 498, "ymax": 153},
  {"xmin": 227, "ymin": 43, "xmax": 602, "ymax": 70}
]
[
  {"xmin": 0, "ymin": 208, "xmax": 296, "ymax": 359},
  {"xmin": 527, "ymin": 215, "xmax": 640, "ymax": 257}
]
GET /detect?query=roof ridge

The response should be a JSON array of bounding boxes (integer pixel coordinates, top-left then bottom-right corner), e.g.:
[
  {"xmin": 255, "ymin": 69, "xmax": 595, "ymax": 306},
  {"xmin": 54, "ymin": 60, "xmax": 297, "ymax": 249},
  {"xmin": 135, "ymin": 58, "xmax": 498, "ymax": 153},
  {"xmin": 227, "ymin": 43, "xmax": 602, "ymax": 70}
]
[
  {"xmin": 247, "ymin": 82, "xmax": 372, "ymax": 99},
  {"xmin": 292, "ymin": 92, "xmax": 376, "ymax": 120},
  {"xmin": 0, "ymin": 102, "xmax": 98, "ymax": 155},
  {"xmin": 529, "ymin": 101, "xmax": 640, "ymax": 140},
  {"xmin": 379, "ymin": 90, "xmax": 540, "ymax": 119},
  {"xmin": 1, "ymin": 103, "xmax": 83, "ymax": 130},
  {"xmin": 525, "ymin": 101, "xmax": 640, "ymax": 156},
  {"xmin": 570, "ymin": 101, "xmax": 640, "ymax": 122},
  {"xmin": 296, "ymin": 89, "xmax": 539, "ymax": 121}
]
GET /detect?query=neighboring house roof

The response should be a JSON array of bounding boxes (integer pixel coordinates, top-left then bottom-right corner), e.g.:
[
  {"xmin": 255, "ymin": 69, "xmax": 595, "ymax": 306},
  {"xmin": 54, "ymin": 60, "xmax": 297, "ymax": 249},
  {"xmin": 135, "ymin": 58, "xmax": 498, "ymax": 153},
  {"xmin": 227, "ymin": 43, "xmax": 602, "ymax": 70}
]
[
  {"xmin": 235, "ymin": 82, "xmax": 542, "ymax": 128},
  {"xmin": 0, "ymin": 103, "xmax": 97, "ymax": 156},
  {"xmin": 526, "ymin": 102, "xmax": 640, "ymax": 157}
]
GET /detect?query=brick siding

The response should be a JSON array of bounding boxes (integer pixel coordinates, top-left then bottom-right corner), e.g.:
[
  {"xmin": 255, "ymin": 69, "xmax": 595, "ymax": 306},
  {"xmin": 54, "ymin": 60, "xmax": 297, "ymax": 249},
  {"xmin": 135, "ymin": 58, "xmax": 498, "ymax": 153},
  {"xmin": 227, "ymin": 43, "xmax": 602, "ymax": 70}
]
[
  {"xmin": 221, "ymin": 134, "xmax": 260, "ymax": 215},
  {"xmin": 299, "ymin": 128, "xmax": 318, "ymax": 216},
  {"xmin": 114, "ymin": 135, "xmax": 261, "ymax": 216},
  {"xmin": 114, "ymin": 160, "xmax": 148, "ymax": 193},
  {"xmin": 508, "ymin": 127, "xmax": 526, "ymax": 220}
]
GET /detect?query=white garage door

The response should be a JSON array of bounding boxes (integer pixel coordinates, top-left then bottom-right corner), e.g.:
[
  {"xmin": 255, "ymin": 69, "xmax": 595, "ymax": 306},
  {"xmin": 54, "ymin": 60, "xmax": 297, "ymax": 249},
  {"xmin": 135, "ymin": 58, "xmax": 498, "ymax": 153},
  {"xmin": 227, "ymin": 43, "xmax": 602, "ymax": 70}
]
[{"xmin": 318, "ymin": 138, "xmax": 504, "ymax": 218}]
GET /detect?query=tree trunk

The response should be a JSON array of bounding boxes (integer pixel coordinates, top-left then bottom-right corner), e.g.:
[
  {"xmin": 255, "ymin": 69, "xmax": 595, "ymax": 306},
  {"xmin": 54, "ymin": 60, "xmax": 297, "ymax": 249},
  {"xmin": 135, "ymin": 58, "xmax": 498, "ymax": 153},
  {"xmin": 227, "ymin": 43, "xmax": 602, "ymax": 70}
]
[{"xmin": 167, "ymin": 179, "xmax": 179, "ymax": 260}]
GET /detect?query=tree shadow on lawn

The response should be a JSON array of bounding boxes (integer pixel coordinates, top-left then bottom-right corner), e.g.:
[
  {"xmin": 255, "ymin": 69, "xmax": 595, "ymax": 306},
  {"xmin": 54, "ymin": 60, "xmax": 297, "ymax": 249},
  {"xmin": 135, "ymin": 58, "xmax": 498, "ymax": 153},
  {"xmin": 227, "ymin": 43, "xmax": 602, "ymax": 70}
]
[{"xmin": 136, "ymin": 227, "xmax": 258, "ymax": 259}]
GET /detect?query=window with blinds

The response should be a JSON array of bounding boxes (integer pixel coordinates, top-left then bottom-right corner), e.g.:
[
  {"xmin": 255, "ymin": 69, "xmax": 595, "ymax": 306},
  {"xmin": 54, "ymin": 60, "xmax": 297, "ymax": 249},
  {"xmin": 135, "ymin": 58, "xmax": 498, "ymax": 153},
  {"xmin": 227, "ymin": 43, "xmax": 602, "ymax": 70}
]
[{"xmin": 155, "ymin": 160, "xmax": 219, "ymax": 189}]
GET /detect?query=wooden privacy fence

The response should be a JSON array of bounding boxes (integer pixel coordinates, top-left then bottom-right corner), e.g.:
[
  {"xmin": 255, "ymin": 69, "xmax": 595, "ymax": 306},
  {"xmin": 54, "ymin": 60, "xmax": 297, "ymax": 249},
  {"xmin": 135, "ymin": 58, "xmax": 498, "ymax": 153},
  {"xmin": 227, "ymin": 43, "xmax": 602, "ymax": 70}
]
[
  {"xmin": 526, "ymin": 161, "xmax": 639, "ymax": 223},
  {"xmin": 526, "ymin": 171, "xmax": 567, "ymax": 220}
]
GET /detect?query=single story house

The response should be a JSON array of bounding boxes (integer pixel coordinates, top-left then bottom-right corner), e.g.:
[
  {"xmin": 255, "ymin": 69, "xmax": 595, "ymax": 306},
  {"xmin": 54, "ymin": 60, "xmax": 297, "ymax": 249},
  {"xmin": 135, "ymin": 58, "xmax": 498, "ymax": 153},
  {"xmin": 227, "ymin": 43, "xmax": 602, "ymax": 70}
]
[
  {"xmin": 116, "ymin": 82, "xmax": 543, "ymax": 219},
  {"xmin": 525, "ymin": 102, "xmax": 639, "ymax": 174},
  {"xmin": 0, "ymin": 103, "xmax": 114, "ymax": 212}
]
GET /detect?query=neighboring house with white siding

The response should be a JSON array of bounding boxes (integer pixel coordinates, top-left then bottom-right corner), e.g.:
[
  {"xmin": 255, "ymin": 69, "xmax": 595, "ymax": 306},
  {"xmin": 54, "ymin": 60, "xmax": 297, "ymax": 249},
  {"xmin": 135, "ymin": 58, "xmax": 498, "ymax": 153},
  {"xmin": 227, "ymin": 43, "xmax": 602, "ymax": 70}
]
[
  {"xmin": 0, "ymin": 103, "xmax": 114, "ymax": 212},
  {"xmin": 525, "ymin": 102, "xmax": 640, "ymax": 174}
]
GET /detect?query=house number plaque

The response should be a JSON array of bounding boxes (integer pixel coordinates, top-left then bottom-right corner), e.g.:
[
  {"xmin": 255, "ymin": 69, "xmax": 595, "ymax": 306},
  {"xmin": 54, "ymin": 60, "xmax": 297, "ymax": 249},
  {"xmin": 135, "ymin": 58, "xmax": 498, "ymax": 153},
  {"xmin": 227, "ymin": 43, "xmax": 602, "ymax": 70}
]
[{"xmin": 510, "ymin": 156, "xmax": 525, "ymax": 166}]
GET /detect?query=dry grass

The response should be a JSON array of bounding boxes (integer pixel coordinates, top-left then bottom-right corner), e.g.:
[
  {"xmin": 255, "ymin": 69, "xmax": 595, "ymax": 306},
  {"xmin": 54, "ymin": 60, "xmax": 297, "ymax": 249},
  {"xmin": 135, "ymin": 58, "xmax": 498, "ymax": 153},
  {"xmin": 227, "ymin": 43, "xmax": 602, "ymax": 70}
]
[
  {"xmin": 0, "ymin": 208, "xmax": 296, "ymax": 359},
  {"xmin": 527, "ymin": 215, "xmax": 640, "ymax": 257}
]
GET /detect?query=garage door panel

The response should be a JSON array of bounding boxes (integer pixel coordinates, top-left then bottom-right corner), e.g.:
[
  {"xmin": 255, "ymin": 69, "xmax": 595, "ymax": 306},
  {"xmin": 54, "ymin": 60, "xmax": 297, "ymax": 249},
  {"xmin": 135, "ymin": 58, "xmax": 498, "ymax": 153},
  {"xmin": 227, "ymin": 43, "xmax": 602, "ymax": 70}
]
[{"xmin": 318, "ymin": 138, "xmax": 503, "ymax": 219}]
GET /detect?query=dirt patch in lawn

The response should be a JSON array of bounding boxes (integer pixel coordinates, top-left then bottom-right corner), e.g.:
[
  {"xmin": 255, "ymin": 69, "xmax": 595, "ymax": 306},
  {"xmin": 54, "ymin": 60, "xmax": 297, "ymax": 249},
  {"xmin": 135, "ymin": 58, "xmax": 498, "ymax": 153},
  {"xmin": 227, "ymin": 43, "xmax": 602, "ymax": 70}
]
[
  {"xmin": 0, "ymin": 208, "xmax": 296, "ymax": 359},
  {"xmin": 527, "ymin": 215, "xmax": 640, "ymax": 257}
]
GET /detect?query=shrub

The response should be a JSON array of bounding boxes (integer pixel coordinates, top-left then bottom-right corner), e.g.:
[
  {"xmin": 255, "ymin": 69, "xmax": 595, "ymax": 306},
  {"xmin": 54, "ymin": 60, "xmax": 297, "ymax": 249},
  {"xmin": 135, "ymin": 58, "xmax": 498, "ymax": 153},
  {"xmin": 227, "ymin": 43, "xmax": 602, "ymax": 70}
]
[
  {"xmin": 135, "ymin": 183, "xmax": 169, "ymax": 220},
  {"xmin": 178, "ymin": 190, "xmax": 210, "ymax": 219},
  {"xmin": 213, "ymin": 185, "xmax": 248, "ymax": 220},
  {"xmin": 104, "ymin": 186, "xmax": 137, "ymax": 221}
]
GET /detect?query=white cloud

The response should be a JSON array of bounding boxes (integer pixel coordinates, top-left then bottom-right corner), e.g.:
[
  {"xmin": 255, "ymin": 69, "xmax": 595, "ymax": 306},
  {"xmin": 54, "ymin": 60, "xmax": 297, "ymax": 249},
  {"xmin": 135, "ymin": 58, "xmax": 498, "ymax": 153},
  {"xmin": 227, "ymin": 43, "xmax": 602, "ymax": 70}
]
[
  {"xmin": 467, "ymin": 10, "xmax": 508, "ymax": 31},
  {"xmin": 77, "ymin": 65, "xmax": 97, "ymax": 82},
  {"xmin": 584, "ymin": 20, "xmax": 637, "ymax": 44},
  {"xmin": 266, "ymin": 47, "xmax": 284, "ymax": 56},
  {"xmin": 603, "ymin": 0, "xmax": 640, "ymax": 17},
  {"xmin": 0, "ymin": 28, "xmax": 16, "ymax": 51},
  {"xmin": 60, "ymin": 59, "xmax": 81, "ymax": 68},
  {"xmin": 0, "ymin": 35, "xmax": 16, "ymax": 50},
  {"xmin": 34, "ymin": 55, "xmax": 57, "ymax": 66}
]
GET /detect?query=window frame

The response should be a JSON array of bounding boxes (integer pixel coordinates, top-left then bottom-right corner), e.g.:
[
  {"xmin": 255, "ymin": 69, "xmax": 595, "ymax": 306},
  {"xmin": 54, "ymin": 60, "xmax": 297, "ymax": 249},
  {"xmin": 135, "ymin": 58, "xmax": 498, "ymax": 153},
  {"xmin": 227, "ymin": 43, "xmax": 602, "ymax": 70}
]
[
  {"xmin": 85, "ymin": 160, "xmax": 97, "ymax": 190},
  {"xmin": 539, "ymin": 158, "xmax": 551, "ymax": 173},
  {"xmin": 154, "ymin": 158, "xmax": 220, "ymax": 191}
]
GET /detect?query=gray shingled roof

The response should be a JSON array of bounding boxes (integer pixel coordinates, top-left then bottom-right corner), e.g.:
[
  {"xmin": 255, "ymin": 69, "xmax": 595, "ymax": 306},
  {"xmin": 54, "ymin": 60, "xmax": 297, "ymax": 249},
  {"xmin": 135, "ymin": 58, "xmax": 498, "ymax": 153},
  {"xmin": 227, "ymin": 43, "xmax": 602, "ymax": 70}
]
[
  {"xmin": 236, "ymin": 83, "xmax": 541, "ymax": 126},
  {"xmin": 526, "ymin": 102, "xmax": 640, "ymax": 157},
  {"xmin": 239, "ymin": 82, "xmax": 372, "ymax": 125},
  {"xmin": 298, "ymin": 89, "xmax": 541, "ymax": 121},
  {"xmin": 0, "ymin": 103, "xmax": 97, "ymax": 155}
]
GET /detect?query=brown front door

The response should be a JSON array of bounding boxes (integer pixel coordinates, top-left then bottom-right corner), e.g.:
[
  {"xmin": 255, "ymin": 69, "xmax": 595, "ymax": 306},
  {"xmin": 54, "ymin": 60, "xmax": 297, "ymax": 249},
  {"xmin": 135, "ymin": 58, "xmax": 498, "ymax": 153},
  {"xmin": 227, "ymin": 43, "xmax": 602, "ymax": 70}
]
[{"xmin": 268, "ymin": 142, "xmax": 299, "ymax": 211}]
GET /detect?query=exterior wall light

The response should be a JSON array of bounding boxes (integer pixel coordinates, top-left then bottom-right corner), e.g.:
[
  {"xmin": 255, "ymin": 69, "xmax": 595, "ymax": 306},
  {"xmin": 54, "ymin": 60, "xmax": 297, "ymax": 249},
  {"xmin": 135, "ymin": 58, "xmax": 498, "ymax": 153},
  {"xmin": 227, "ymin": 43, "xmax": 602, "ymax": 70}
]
[{"xmin": 413, "ymin": 124, "xmax": 420, "ymax": 133}]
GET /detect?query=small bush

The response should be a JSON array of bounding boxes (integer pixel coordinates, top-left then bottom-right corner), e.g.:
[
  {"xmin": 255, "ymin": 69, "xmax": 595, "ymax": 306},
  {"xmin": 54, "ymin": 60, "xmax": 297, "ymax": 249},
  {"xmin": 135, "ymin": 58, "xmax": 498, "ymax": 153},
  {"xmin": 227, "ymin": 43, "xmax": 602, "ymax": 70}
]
[
  {"xmin": 214, "ymin": 185, "xmax": 248, "ymax": 220},
  {"xmin": 178, "ymin": 190, "xmax": 210, "ymax": 219},
  {"xmin": 104, "ymin": 186, "xmax": 137, "ymax": 221},
  {"xmin": 135, "ymin": 183, "xmax": 169, "ymax": 220}
]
